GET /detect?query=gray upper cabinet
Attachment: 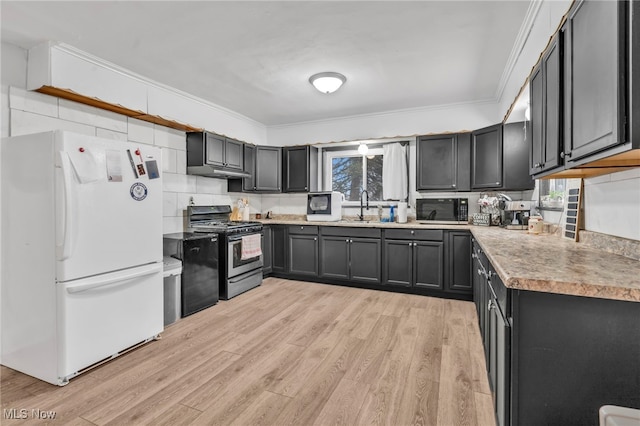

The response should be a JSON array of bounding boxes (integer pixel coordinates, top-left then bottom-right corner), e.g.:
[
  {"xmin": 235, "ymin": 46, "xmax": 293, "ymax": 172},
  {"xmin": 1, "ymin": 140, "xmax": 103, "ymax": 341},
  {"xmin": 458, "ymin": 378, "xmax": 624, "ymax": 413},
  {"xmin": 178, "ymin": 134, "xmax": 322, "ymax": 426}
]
[
  {"xmin": 563, "ymin": 0, "xmax": 626, "ymax": 163},
  {"xmin": 228, "ymin": 144, "xmax": 281, "ymax": 193},
  {"xmin": 472, "ymin": 124, "xmax": 503, "ymax": 190},
  {"xmin": 256, "ymin": 146, "xmax": 282, "ymax": 192},
  {"xmin": 503, "ymin": 122, "xmax": 534, "ymax": 191},
  {"xmin": 283, "ymin": 146, "xmax": 318, "ymax": 193},
  {"xmin": 416, "ymin": 133, "xmax": 470, "ymax": 191},
  {"xmin": 530, "ymin": 33, "xmax": 562, "ymax": 176},
  {"xmin": 202, "ymin": 133, "xmax": 242, "ymax": 170}
]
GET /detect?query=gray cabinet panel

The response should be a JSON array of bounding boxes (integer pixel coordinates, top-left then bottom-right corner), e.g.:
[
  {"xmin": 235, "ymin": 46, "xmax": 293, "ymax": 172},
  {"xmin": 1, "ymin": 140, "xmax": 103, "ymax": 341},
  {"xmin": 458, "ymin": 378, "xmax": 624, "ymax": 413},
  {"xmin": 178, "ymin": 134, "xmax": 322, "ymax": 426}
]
[
  {"xmin": 288, "ymin": 234, "xmax": 318, "ymax": 276},
  {"xmin": 271, "ymin": 225, "xmax": 287, "ymax": 273},
  {"xmin": 262, "ymin": 226, "xmax": 272, "ymax": 275},
  {"xmin": 255, "ymin": 146, "xmax": 281, "ymax": 192},
  {"xmin": 288, "ymin": 225, "xmax": 319, "ymax": 235},
  {"xmin": 350, "ymin": 238, "xmax": 381, "ymax": 283},
  {"xmin": 565, "ymin": 0, "xmax": 624, "ymax": 162},
  {"xmin": 283, "ymin": 146, "xmax": 318, "ymax": 193},
  {"xmin": 530, "ymin": 64, "xmax": 544, "ymax": 175},
  {"xmin": 321, "ymin": 227, "xmax": 381, "ymax": 239},
  {"xmin": 414, "ymin": 241, "xmax": 443, "ymax": 289},
  {"xmin": 205, "ymin": 133, "xmax": 225, "ymax": 167},
  {"xmin": 416, "ymin": 134, "xmax": 457, "ymax": 190},
  {"xmin": 319, "ymin": 236, "xmax": 349, "ymax": 280},
  {"xmin": 242, "ymin": 144, "xmax": 256, "ymax": 191},
  {"xmin": 447, "ymin": 231, "xmax": 472, "ymax": 293},
  {"xmin": 383, "ymin": 239, "xmax": 413, "ymax": 287},
  {"xmin": 225, "ymin": 138, "xmax": 243, "ymax": 170},
  {"xmin": 384, "ymin": 229, "xmax": 443, "ymax": 241},
  {"xmin": 472, "ymin": 124, "xmax": 503, "ymax": 189}
]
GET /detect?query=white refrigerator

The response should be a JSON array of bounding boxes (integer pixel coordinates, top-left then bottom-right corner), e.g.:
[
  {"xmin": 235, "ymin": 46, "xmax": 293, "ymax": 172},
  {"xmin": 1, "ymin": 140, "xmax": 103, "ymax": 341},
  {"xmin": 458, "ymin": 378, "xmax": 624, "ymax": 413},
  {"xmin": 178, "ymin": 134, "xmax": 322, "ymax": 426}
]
[{"xmin": 1, "ymin": 130, "xmax": 164, "ymax": 385}]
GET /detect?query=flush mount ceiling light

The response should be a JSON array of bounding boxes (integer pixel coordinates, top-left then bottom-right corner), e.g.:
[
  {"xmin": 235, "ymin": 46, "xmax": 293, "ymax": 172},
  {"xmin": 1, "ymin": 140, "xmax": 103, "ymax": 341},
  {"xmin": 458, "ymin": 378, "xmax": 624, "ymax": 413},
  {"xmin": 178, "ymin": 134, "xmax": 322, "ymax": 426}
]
[
  {"xmin": 358, "ymin": 142, "xmax": 369, "ymax": 155},
  {"xmin": 309, "ymin": 72, "xmax": 346, "ymax": 94}
]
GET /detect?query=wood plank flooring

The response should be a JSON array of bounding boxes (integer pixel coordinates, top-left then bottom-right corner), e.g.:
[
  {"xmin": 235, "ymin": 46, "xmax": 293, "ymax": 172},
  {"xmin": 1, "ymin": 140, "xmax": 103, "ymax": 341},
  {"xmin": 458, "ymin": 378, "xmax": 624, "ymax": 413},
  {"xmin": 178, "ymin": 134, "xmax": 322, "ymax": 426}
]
[{"xmin": 1, "ymin": 278, "xmax": 495, "ymax": 425}]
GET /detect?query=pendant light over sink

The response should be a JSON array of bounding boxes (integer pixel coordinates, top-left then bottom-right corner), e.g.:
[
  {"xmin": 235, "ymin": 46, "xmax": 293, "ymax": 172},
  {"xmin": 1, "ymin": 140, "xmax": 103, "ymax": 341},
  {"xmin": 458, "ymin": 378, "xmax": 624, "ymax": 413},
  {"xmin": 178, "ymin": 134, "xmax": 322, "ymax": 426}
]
[{"xmin": 309, "ymin": 72, "xmax": 346, "ymax": 94}]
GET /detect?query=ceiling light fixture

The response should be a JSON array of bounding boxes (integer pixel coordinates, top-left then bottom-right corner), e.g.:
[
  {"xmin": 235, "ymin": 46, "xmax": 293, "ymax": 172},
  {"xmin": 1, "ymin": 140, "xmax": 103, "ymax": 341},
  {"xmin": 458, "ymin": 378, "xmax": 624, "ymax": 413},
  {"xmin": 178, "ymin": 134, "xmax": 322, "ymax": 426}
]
[
  {"xmin": 309, "ymin": 72, "xmax": 346, "ymax": 94},
  {"xmin": 358, "ymin": 142, "xmax": 369, "ymax": 155}
]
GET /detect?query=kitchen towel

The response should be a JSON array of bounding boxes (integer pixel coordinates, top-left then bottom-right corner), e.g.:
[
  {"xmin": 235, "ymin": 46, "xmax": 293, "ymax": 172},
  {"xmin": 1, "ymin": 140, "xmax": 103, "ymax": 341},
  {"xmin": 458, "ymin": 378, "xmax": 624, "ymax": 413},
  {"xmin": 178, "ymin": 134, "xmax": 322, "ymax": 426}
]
[
  {"xmin": 241, "ymin": 234, "xmax": 262, "ymax": 260},
  {"xmin": 382, "ymin": 143, "xmax": 408, "ymax": 200}
]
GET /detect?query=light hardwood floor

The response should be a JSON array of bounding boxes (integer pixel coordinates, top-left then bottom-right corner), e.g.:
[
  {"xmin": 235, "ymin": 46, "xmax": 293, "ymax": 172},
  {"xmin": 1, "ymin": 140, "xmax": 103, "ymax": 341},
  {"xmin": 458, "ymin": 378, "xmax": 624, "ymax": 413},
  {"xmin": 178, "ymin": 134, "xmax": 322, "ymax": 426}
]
[{"xmin": 1, "ymin": 278, "xmax": 495, "ymax": 425}]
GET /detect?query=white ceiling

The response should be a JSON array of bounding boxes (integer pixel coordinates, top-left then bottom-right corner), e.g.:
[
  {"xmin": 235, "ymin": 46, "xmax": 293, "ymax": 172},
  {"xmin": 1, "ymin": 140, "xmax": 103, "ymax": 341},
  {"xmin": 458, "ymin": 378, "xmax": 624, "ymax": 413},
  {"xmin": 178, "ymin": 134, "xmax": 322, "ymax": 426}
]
[{"xmin": 1, "ymin": 1, "xmax": 532, "ymax": 126}]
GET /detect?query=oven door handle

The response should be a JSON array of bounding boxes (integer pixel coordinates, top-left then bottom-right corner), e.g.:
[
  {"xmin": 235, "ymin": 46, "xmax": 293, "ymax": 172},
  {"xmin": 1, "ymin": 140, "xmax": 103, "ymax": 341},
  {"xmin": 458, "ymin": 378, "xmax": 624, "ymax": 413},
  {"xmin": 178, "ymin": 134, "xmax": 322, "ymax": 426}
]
[{"xmin": 228, "ymin": 233, "xmax": 262, "ymax": 242}]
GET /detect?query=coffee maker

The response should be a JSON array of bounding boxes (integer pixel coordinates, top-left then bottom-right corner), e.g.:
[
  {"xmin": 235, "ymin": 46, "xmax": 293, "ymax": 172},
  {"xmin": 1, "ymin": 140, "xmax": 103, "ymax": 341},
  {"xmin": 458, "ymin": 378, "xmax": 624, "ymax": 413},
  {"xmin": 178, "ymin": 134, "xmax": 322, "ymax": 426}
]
[{"xmin": 500, "ymin": 200, "xmax": 533, "ymax": 230}]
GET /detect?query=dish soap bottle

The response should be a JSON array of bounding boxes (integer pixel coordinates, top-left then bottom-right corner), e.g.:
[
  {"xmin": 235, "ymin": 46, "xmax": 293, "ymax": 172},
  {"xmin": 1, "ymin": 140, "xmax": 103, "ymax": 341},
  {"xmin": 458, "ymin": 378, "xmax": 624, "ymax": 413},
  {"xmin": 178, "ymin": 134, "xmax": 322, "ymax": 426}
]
[{"xmin": 390, "ymin": 204, "xmax": 395, "ymax": 222}]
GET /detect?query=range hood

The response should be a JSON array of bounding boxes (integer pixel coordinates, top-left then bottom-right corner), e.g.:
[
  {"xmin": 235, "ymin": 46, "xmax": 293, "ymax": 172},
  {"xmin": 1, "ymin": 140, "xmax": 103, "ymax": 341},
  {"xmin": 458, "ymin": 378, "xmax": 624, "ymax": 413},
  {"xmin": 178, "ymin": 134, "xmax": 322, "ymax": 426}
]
[{"xmin": 186, "ymin": 165, "xmax": 250, "ymax": 179}]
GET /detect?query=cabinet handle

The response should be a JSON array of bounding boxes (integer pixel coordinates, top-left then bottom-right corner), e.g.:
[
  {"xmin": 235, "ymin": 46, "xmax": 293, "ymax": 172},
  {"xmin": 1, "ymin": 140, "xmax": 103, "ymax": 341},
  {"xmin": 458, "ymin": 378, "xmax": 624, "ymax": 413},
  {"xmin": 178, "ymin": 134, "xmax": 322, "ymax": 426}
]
[
  {"xmin": 472, "ymin": 253, "xmax": 477, "ymax": 259},
  {"xmin": 560, "ymin": 152, "xmax": 565, "ymax": 159},
  {"xmin": 305, "ymin": 186, "xmax": 308, "ymax": 190},
  {"xmin": 413, "ymin": 242, "xmax": 417, "ymax": 247},
  {"xmin": 452, "ymin": 184, "xmax": 456, "ymax": 188},
  {"xmin": 314, "ymin": 237, "xmax": 317, "ymax": 241},
  {"xmin": 477, "ymin": 268, "xmax": 483, "ymax": 276},
  {"xmin": 488, "ymin": 300, "xmax": 495, "ymax": 311},
  {"xmin": 411, "ymin": 230, "xmax": 414, "ymax": 235},
  {"xmin": 350, "ymin": 239, "xmax": 353, "ymax": 243},
  {"xmin": 301, "ymin": 226, "xmax": 304, "ymax": 230},
  {"xmin": 408, "ymin": 242, "xmax": 412, "ymax": 246},
  {"xmin": 495, "ymin": 182, "xmax": 500, "ymax": 185}
]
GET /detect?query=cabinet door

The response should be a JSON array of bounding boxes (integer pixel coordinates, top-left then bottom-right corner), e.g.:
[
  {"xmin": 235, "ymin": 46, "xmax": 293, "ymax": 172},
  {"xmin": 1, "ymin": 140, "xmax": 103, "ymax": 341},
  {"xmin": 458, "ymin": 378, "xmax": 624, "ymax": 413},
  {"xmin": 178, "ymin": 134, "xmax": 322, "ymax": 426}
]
[
  {"xmin": 472, "ymin": 124, "xmax": 503, "ymax": 189},
  {"xmin": 350, "ymin": 238, "xmax": 381, "ymax": 284},
  {"xmin": 414, "ymin": 241, "xmax": 444, "ymax": 289},
  {"xmin": 447, "ymin": 231, "xmax": 472, "ymax": 293},
  {"xmin": 495, "ymin": 308, "xmax": 511, "ymax": 426},
  {"xmin": 530, "ymin": 64, "xmax": 544, "ymax": 175},
  {"xmin": 288, "ymin": 234, "xmax": 318, "ymax": 276},
  {"xmin": 283, "ymin": 146, "xmax": 309, "ymax": 192},
  {"xmin": 542, "ymin": 35, "xmax": 562, "ymax": 172},
  {"xmin": 242, "ymin": 144, "xmax": 256, "ymax": 192},
  {"xmin": 205, "ymin": 133, "xmax": 225, "ymax": 167},
  {"xmin": 319, "ymin": 236, "xmax": 349, "ymax": 280},
  {"xmin": 565, "ymin": 0, "xmax": 625, "ymax": 162},
  {"xmin": 255, "ymin": 146, "xmax": 281, "ymax": 192},
  {"xmin": 271, "ymin": 225, "xmax": 287, "ymax": 273},
  {"xmin": 262, "ymin": 226, "xmax": 272, "ymax": 275},
  {"xmin": 416, "ymin": 134, "xmax": 457, "ymax": 191},
  {"xmin": 383, "ymin": 239, "xmax": 412, "ymax": 287},
  {"xmin": 225, "ymin": 138, "xmax": 243, "ymax": 170}
]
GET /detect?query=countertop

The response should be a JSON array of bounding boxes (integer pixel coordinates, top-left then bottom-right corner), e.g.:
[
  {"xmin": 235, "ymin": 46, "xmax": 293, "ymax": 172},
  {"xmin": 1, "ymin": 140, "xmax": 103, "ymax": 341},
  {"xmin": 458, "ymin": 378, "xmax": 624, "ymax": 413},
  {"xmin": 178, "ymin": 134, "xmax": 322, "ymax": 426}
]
[{"xmin": 259, "ymin": 218, "xmax": 640, "ymax": 303}]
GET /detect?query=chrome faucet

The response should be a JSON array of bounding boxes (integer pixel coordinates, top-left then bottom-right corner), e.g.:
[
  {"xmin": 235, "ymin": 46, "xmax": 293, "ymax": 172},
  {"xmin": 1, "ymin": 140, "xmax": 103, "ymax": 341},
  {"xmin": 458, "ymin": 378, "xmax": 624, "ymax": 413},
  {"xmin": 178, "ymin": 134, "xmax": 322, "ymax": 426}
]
[{"xmin": 358, "ymin": 190, "xmax": 369, "ymax": 221}]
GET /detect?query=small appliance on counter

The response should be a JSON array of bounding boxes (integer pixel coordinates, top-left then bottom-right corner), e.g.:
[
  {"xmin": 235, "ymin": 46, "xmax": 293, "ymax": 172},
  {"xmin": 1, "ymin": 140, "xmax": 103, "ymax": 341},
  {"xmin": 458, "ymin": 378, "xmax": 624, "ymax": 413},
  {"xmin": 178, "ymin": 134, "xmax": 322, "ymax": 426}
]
[
  {"xmin": 416, "ymin": 198, "xmax": 468, "ymax": 224},
  {"xmin": 306, "ymin": 191, "xmax": 345, "ymax": 221},
  {"xmin": 500, "ymin": 200, "xmax": 533, "ymax": 230}
]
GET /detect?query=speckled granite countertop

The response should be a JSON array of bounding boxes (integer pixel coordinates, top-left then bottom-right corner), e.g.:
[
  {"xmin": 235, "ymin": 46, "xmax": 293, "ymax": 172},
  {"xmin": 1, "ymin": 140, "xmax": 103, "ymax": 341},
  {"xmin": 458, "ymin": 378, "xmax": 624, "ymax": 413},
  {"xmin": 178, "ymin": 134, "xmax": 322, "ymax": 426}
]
[{"xmin": 259, "ymin": 218, "xmax": 640, "ymax": 302}]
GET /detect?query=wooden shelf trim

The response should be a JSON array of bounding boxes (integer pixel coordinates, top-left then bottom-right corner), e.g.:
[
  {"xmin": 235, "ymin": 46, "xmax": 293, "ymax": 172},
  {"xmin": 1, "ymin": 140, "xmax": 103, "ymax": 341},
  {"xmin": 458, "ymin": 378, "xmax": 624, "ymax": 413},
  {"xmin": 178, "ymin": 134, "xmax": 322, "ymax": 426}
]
[{"xmin": 35, "ymin": 86, "xmax": 204, "ymax": 133}]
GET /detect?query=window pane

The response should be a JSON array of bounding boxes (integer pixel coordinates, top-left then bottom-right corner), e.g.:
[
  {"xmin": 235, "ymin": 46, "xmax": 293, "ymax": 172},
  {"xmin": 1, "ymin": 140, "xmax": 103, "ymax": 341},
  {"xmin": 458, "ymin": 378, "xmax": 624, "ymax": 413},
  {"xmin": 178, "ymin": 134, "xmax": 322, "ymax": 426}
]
[
  {"xmin": 539, "ymin": 179, "xmax": 566, "ymax": 209},
  {"xmin": 332, "ymin": 156, "xmax": 363, "ymax": 201},
  {"xmin": 366, "ymin": 155, "xmax": 383, "ymax": 200}
]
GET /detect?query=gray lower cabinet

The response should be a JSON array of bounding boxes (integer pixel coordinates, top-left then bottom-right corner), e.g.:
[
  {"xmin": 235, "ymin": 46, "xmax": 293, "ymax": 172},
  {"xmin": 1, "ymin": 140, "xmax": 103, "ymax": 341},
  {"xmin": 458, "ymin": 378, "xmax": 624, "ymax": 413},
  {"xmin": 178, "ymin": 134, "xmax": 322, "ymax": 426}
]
[
  {"xmin": 446, "ymin": 231, "xmax": 472, "ymax": 294},
  {"xmin": 288, "ymin": 226, "xmax": 318, "ymax": 276},
  {"xmin": 271, "ymin": 225, "xmax": 287, "ymax": 274},
  {"xmin": 262, "ymin": 225, "xmax": 272, "ymax": 275},
  {"xmin": 383, "ymin": 239, "xmax": 443, "ymax": 289},
  {"xmin": 319, "ymin": 228, "xmax": 381, "ymax": 284}
]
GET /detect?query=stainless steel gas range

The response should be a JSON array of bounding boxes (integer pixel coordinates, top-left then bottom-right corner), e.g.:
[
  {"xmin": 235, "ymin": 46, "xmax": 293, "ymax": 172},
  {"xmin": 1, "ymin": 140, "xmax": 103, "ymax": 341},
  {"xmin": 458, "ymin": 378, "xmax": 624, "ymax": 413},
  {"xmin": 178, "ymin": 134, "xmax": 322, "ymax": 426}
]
[{"xmin": 187, "ymin": 205, "xmax": 263, "ymax": 300}]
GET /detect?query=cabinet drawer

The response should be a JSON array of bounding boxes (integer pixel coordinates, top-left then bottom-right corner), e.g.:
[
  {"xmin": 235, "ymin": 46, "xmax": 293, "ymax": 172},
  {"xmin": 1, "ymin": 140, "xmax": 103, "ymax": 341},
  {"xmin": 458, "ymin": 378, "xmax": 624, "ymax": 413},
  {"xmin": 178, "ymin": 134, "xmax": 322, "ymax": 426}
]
[
  {"xmin": 384, "ymin": 229, "xmax": 443, "ymax": 241},
  {"xmin": 321, "ymin": 227, "xmax": 381, "ymax": 239},
  {"xmin": 288, "ymin": 225, "xmax": 318, "ymax": 235}
]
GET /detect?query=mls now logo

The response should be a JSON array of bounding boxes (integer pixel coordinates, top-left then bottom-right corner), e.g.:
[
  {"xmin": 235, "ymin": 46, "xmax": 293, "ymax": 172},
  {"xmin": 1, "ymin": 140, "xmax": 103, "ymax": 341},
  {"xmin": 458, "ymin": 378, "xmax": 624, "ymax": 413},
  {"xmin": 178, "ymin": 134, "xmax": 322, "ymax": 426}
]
[{"xmin": 3, "ymin": 408, "xmax": 57, "ymax": 420}]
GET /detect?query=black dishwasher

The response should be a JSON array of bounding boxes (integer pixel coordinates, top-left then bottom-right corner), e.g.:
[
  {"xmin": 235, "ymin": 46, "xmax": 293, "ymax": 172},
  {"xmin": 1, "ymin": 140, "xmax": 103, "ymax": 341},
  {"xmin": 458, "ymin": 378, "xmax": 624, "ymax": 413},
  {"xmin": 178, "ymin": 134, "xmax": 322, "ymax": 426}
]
[{"xmin": 163, "ymin": 232, "xmax": 219, "ymax": 317}]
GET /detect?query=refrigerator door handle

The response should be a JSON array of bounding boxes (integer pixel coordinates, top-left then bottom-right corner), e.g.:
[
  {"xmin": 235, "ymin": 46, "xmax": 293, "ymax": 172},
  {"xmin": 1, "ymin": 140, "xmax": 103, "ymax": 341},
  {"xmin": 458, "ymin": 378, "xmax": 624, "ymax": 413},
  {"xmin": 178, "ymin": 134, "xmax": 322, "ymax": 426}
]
[
  {"xmin": 66, "ymin": 263, "xmax": 161, "ymax": 294},
  {"xmin": 58, "ymin": 151, "xmax": 75, "ymax": 261}
]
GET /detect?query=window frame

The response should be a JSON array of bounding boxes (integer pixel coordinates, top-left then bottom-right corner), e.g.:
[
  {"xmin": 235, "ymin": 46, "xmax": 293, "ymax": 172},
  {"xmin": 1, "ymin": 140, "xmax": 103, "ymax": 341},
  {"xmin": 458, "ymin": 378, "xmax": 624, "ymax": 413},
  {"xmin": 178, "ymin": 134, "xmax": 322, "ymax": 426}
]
[{"xmin": 323, "ymin": 147, "xmax": 385, "ymax": 206}]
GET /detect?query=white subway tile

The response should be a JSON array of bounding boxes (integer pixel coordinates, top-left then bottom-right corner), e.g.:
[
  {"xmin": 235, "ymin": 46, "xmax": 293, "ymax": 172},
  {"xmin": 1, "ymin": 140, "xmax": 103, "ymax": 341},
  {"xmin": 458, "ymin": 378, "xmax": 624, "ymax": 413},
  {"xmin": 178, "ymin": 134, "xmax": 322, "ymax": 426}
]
[
  {"xmin": 177, "ymin": 193, "xmax": 214, "ymax": 208},
  {"xmin": 584, "ymin": 174, "xmax": 612, "ymax": 186},
  {"xmin": 59, "ymin": 99, "xmax": 127, "ymax": 132},
  {"xmin": 154, "ymin": 126, "xmax": 186, "ymax": 151},
  {"xmin": 163, "ymin": 191, "xmax": 178, "ymax": 217},
  {"xmin": 176, "ymin": 150, "xmax": 187, "ymax": 174},
  {"xmin": 163, "ymin": 217, "xmax": 184, "ymax": 235},
  {"xmin": 196, "ymin": 176, "xmax": 227, "ymax": 194},
  {"xmin": 10, "ymin": 109, "xmax": 95, "ymax": 137},
  {"xmin": 162, "ymin": 148, "xmax": 177, "ymax": 173},
  {"xmin": 128, "ymin": 118, "xmax": 154, "ymax": 144},
  {"xmin": 9, "ymin": 86, "xmax": 58, "ymax": 117},
  {"xmin": 163, "ymin": 172, "xmax": 197, "ymax": 193},
  {"xmin": 96, "ymin": 128, "xmax": 127, "ymax": 141},
  {"xmin": 608, "ymin": 168, "xmax": 640, "ymax": 182}
]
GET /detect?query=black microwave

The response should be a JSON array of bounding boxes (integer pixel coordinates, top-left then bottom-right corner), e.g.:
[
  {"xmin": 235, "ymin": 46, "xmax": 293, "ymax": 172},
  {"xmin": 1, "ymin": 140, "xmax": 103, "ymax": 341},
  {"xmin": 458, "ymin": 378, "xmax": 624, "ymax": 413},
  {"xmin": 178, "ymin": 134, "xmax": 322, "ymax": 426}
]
[{"xmin": 416, "ymin": 198, "xmax": 469, "ymax": 224}]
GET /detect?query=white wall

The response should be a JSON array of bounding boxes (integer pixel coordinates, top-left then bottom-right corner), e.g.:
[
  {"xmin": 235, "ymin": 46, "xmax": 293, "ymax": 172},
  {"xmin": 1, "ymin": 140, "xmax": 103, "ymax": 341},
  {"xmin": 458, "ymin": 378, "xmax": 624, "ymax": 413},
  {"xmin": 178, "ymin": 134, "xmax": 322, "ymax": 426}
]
[{"xmin": 583, "ymin": 170, "xmax": 640, "ymax": 241}]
